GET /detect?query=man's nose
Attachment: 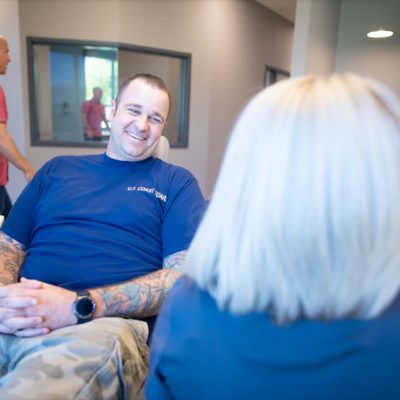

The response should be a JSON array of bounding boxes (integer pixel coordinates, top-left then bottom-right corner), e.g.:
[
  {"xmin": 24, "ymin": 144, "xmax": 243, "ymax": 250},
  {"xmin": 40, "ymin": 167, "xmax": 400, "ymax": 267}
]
[{"xmin": 135, "ymin": 115, "xmax": 149, "ymax": 131}]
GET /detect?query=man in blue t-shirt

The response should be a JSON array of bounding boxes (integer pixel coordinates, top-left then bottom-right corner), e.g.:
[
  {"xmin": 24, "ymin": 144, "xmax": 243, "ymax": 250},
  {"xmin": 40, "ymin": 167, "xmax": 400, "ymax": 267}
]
[{"xmin": 0, "ymin": 73, "xmax": 204, "ymax": 399}]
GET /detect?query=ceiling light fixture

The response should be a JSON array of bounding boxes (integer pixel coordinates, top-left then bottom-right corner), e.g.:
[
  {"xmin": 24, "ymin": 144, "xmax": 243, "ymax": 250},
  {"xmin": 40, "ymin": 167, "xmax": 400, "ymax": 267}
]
[{"xmin": 367, "ymin": 28, "xmax": 394, "ymax": 38}]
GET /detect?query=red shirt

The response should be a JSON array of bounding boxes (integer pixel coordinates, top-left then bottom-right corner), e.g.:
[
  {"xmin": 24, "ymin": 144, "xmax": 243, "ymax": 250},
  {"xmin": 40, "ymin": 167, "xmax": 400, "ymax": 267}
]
[
  {"xmin": 81, "ymin": 98, "xmax": 105, "ymax": 137},
  {"xmin": 0, "ymin": 85, "xmax": 9, "ymax": 186}
]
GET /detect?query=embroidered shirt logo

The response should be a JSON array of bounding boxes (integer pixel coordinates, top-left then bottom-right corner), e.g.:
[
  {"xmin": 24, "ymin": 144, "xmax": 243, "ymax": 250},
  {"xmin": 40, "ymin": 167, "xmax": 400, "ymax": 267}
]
[{"xmin": 127, "ymin": 186, "xmax": 167, "ymax": 202}]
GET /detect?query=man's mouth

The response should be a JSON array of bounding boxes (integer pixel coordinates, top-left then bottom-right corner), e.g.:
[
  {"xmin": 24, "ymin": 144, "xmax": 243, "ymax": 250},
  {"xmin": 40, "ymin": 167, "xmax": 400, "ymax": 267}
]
[{"xmin": 125, "ymin": 131, "xmax": 146, "ymax": 141}]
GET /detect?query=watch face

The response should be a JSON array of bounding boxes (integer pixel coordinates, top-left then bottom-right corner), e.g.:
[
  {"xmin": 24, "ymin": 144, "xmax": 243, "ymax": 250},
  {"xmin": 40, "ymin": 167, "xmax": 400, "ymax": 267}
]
[{"xmin": 75, "ymin": 295, "xmax": 96, "ymax": 320}]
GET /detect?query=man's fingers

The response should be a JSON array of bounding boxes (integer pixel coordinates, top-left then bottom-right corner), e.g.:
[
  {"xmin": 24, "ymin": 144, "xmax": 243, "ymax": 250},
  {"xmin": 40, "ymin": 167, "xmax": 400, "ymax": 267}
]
[
  {"xmin": 14, "ymin": 327, "xmax": 50, "ymax": 338},
  {"xmin": 19, "ymin": 278, "xmax": 43, "ymax": 289},
  {"xmin": 0, "ymin": 296, "xmax": 37, "ymax": 308},
  {"xmin": 0, "ymin": 280, "xmax": 43, "ymax": 298},
  {"xmin": 2, "ymin": 316, "xmax": 44, "ymax": 331},
  {"xmin": 0, "ymin": 322, "xmax": 17, "ymax": 335},
  {"xmin": 0, "ymin": 306, "xmax": 26, "ymax": 320}
]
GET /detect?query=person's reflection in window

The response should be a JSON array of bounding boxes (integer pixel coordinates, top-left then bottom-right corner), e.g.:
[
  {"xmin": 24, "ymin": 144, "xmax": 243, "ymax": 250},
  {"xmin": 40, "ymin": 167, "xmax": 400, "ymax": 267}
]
[{"xmin": 81, "ymin": 87, "xmax": 110, "ymax": 141}]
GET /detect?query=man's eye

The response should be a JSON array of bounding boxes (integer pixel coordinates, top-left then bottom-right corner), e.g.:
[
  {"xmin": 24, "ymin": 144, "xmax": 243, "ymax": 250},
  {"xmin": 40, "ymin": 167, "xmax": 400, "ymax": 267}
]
[
  {"xmin": 128, "ymin": 108, "xmax": 141, "ymax": 115},
  {"xmin": 149, "ymin": 116, "xmax": 163, "ymax": 125}
]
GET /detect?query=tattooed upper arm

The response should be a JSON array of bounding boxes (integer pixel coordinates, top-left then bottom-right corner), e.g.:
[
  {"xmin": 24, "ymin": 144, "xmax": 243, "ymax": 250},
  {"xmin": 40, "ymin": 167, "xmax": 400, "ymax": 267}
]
[
  {"xmin": 162, "ymin": 250, "xmax": 187, "ymax": 273},
  {"xmin": 0, "ymin": 232, "xmax": 27, "ymax": 252},
  {"xmin": 0, "ymin": 232, "xmax": 27, "ymax": 285}
]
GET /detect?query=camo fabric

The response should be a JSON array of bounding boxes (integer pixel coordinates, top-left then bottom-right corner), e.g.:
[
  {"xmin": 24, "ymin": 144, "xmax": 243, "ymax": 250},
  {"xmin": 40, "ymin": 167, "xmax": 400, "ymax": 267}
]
[{"xmin": 0, "ymin": 317, "xmax": 149, "ymax": 400}]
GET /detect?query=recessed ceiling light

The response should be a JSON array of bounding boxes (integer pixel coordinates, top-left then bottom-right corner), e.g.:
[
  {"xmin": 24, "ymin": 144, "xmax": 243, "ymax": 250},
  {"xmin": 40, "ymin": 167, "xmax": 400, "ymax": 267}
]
[{"xmin": 367, "ymin": 28, "xmax": 394, "ymax": 38}]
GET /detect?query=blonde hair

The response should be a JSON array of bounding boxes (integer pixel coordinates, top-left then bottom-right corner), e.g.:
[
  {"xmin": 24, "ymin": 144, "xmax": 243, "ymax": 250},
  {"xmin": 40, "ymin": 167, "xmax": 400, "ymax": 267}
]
[{"xmin": 187, "ymin": 74, "xmax": 400, "ymax": 323}]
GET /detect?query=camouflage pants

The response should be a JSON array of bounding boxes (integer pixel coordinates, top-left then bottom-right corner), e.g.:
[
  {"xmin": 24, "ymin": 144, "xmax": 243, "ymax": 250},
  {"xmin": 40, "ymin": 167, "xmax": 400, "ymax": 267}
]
[{"xmin": 0, "ymin": 317, "xmax": 149, "ymax": 400}]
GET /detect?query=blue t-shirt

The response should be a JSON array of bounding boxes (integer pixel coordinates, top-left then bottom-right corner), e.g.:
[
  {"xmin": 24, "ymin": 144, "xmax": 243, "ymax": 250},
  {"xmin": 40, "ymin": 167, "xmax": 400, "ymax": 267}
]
[
  {"xmin": 147, "ymin": 276, "xmax": 400, "ymax": 400},
  {"xmin": 3, "ymin": 154, "xmax": 205, "ymax": 291}
]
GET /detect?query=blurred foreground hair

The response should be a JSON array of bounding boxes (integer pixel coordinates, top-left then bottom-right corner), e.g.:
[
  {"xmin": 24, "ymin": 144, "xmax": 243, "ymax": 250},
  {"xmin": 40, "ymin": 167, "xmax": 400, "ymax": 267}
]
[{"xmin": 187, "ymin": 74, "xmax": 400, "ymax": 323}]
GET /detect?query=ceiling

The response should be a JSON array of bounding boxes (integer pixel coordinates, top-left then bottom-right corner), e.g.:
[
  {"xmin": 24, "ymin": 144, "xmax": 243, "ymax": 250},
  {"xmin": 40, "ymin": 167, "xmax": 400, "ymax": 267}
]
[{"xmin": 255, "ymin": 0, "xmax": 297, "ymax": 23}]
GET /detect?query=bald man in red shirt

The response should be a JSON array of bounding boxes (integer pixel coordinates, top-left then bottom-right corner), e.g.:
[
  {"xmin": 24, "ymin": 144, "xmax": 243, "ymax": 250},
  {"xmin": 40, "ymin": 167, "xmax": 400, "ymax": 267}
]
[
  {"xmin": 0, "ymin": 35, "xmax": 35, "ymax": 217},
  {"xmin": 82, "ymin": 87, "xmax": 110, "ymax": 141}
]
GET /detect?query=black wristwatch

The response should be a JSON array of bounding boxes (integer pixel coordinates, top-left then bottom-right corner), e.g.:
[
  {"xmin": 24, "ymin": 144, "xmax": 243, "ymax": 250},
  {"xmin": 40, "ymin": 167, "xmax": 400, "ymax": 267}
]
[{"xmin": 72, "ymin": 290, "xmax": 97, "ymax": 324}]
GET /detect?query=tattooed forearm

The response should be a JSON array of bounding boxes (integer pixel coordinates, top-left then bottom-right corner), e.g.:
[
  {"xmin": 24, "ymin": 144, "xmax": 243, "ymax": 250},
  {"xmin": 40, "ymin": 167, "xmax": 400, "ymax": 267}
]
[
  {"xmin": 0, "ymin": 232, "xmax": 27, "ymax": 286},
  {"xmin": 95, "ymin": 269, "xmax": 181, "ymax": 318},
  {"xmin": 163, "ymin": 249, "xmax": 187, "ymax": 272},
  {"xmin": 94, "ymin": 250, "xmax": 187, "ymax": 318}
]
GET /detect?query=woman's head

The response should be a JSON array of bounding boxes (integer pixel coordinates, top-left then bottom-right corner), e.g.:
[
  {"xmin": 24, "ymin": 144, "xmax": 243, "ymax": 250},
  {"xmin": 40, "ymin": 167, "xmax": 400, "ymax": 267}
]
[{"xmin": 188, "ymin": 74, "xmax": 400, "ymax": 323}]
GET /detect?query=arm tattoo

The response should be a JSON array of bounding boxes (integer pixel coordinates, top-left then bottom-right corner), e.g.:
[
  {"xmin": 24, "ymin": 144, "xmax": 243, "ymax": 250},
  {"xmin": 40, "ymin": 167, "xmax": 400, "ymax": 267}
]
[
  {"xmin": 0, "ymin": 232, "xmax": 27, "ymax": 286},
  {"xmin": 95, "ymin": 250, "xmax": 187, "ymax": 318},
  {"xmin": 163, "ymin": 249, "xmax": 187, "ymax": 273}
]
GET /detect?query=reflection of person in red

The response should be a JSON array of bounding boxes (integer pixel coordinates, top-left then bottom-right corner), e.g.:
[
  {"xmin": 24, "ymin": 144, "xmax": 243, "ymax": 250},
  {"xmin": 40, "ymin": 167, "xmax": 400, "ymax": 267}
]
[{"xmin": 81, "ymin": 87, "xmax": 110, "ymax": 141}]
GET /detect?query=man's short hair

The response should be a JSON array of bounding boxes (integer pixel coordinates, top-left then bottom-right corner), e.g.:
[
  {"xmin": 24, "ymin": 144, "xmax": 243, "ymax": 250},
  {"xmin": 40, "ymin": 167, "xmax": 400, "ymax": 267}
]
[{"xmin": 115, "ymin": 73, "xmax": 172, "ymax": 115}]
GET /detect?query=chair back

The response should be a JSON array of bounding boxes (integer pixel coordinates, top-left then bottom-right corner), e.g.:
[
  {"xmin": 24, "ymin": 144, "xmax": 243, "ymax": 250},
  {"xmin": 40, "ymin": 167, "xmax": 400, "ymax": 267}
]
[{"xmin": 153, "ymin": 136, "xmax": 170, "ymax": 161}]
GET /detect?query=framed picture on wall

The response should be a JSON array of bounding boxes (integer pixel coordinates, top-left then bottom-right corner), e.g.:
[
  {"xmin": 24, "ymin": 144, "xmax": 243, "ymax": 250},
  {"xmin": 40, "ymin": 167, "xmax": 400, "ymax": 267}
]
[{"xmin": 264, "ymin": 65, "xmax": 290, "ymax": 87}]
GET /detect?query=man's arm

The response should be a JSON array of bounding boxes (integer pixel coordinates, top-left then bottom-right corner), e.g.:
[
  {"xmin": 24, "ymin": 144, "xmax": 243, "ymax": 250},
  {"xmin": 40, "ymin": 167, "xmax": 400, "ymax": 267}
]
[
  {"xmin": 103, "ymin": 117, "xmax": 110, "ymax": 130},
  {"xmin": 0, "ymin": 122, "xmax": 35, "ymax": 181},
  {"xmin": 81, "ymin": 112, "xmax": 93, "ymax": 137},
  {"xmin": 0, "ymin": 249, "xmax": 186, "ymax": 337},
  {"xmin": 92, "ymin": 250, "xmax": 187, "ymax": 319},
  {"xmin": 102, "ymin": 108, "xmax": 110, "ymax": 130},
  {"xmin": 0, "ymin": 231, "xmax": 27, "ymax": 286}
]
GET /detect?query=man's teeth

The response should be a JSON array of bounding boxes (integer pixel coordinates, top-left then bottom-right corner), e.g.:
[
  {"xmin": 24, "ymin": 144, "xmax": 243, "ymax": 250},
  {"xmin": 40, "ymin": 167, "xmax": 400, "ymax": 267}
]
[{"xmin": 126, "ymin": 132, "xmax": 145, "ymax": 141}]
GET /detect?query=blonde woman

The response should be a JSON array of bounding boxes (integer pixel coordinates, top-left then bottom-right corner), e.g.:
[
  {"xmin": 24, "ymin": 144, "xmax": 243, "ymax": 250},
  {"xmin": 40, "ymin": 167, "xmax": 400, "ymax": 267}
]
[{"xmin": 146, "ymin": 74, "xmax": 400, "ymax": 400}]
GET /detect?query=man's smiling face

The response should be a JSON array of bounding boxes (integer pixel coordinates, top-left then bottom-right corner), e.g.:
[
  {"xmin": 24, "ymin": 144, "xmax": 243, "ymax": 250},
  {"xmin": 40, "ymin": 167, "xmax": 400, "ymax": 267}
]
[{"xmin": 107, "ymin": 78, "xmax": 170, "ymax": 162}]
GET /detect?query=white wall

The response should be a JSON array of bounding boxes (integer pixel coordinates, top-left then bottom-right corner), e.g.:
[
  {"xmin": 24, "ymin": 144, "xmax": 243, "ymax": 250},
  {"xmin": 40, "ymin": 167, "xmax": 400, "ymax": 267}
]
[
  {"xmin": 292, "ymin": 0, "xmax": 400, "ymax": 99},
  {"xmin": 206, "ymin": 1, "xmax": 293, "ymax": 190},
  {"xmin": 0, "ymin": 0, "xmax": 29, "ymax": 201},
  {"xmin": 335, "ymin": 0, "xmax": 400, "ymax": 95},
  {"xmin": 16, "ymin": 0, "xmax": 293, "ymax": 198},
  {"xmin": 291, "ymin": 0, "xmax": 341, "ymax": 76}
]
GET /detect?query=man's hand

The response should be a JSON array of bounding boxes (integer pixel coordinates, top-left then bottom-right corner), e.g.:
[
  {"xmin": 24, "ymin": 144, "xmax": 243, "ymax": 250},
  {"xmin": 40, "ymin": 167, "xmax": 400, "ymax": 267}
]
[
  {"xmin": 24, "ymin": 165, "xmax": 36, "ymax": 182},
  {"xmin": 87, "ymin": 128, "xmax": 97, "ymax": 138},
  {"xmin": 0, "ymin": 278, "xmax": 77, "ymax": 337},
  {"xmin": 0, "ymin": 122, "xmax": 35, "ymax": 182}
]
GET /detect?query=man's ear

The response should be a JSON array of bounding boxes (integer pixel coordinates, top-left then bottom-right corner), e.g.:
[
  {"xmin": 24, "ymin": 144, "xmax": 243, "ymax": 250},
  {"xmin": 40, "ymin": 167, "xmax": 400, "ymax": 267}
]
[{"xmin": 109, "ymin": 100, "xmax": 117, "ymax": 122}]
